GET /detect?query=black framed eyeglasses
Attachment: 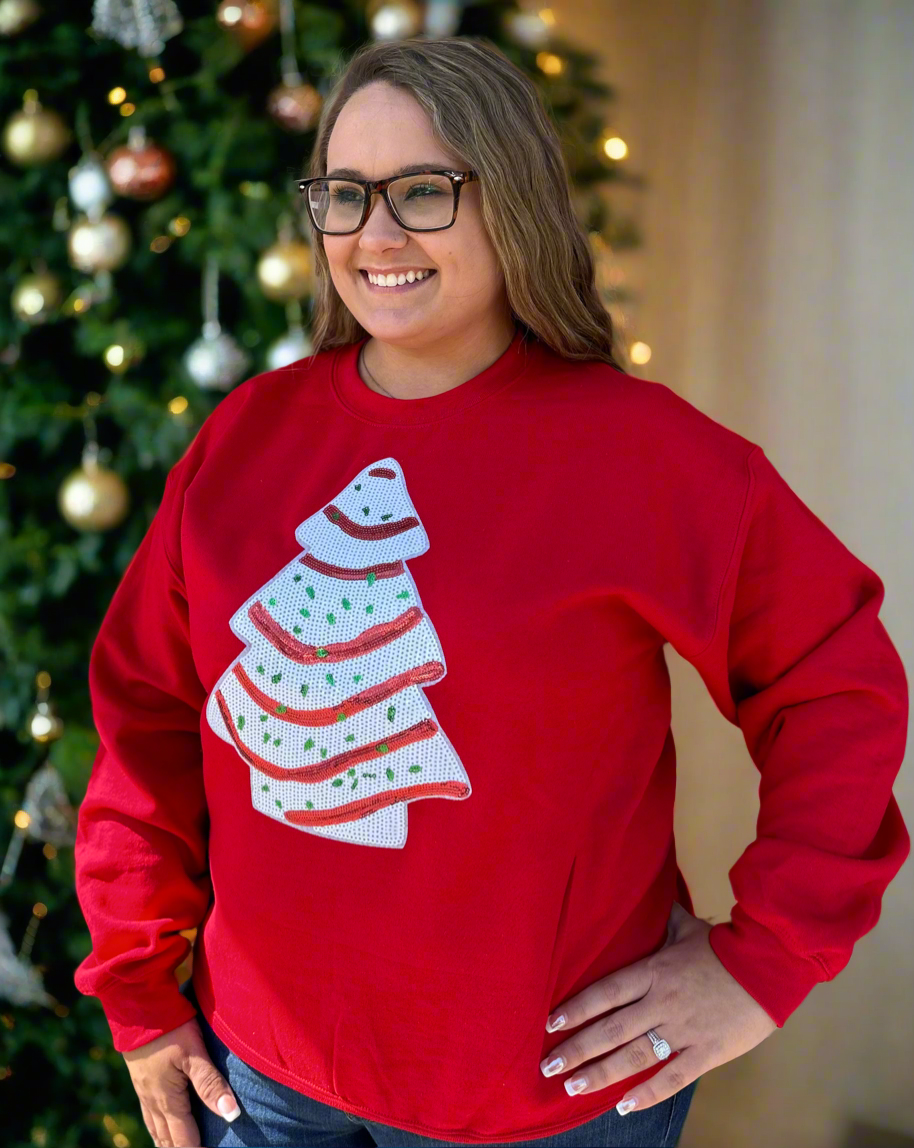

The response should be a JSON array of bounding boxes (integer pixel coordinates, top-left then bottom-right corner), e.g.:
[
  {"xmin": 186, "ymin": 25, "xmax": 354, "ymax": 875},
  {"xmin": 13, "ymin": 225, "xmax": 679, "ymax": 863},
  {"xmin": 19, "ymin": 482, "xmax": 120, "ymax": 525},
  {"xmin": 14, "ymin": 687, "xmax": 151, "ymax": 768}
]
[{"xmin": 296, "ymin": 170, "xmax": 478, "ymax": 234}]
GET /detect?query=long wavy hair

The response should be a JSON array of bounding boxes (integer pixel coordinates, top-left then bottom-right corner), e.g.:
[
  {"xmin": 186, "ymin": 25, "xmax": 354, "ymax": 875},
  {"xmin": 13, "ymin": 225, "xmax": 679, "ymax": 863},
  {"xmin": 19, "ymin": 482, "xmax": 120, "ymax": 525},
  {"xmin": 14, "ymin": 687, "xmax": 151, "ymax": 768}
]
[{"xmin": 301, "ymin": 35, "xmax": 626, "ymax": 371}]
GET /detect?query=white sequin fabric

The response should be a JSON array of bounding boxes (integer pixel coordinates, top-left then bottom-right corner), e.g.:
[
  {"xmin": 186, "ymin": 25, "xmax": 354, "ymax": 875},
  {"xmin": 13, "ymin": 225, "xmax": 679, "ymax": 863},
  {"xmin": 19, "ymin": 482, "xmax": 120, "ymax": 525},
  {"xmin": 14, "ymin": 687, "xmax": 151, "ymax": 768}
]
[{"xmin": 205, "ymin": 457, "xmax": 471, "ymax": 848}]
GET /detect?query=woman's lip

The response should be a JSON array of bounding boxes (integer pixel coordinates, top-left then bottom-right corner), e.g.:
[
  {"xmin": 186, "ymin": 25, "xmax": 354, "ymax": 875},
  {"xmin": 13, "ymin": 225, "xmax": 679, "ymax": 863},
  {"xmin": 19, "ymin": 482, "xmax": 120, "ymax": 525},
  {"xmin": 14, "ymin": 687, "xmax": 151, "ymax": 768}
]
[{"xmin": 359, "ymin": 269, "xmax": 437, "ymax": 293}]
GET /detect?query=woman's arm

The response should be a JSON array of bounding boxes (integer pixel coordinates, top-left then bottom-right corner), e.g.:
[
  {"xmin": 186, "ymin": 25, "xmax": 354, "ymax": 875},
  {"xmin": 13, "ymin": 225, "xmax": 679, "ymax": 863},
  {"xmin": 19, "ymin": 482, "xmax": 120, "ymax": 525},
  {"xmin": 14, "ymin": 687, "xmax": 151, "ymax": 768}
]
[
  {"xmin": 73, "ymin": 456, "xmax": 211, "ymax": 1053},
  {"xmin": 685, "ymin": 445, "xmax": 909, "ymax": 1027}
]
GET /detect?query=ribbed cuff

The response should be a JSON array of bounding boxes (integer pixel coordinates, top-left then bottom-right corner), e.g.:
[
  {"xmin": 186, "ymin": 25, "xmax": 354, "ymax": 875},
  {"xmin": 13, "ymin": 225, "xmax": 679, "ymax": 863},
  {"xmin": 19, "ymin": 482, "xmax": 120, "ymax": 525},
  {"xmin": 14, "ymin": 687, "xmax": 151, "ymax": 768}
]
[
  {"xmin": 94, "ymin": 975, "xmax": 198, "ymax": 1053},
  {"xmin": 708, "ymin": 918, "xmax": 825, "ymax": 1029}
]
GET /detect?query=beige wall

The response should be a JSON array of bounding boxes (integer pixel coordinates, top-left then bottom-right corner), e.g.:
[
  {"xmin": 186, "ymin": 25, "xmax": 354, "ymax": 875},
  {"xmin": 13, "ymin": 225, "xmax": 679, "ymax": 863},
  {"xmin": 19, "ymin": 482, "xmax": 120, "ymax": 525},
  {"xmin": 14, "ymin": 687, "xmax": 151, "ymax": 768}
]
[{"xmin": 549, "ymin": 2, "xmax": 914, "ymax": 1146}]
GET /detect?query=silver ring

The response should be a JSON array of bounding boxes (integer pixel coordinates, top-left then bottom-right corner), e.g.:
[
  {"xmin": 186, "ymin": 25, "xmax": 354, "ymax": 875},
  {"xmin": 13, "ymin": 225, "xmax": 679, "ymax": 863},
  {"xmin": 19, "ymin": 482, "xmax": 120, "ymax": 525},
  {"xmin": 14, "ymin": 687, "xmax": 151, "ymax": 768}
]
[{"xmin": 646, "ymin": 1028, "xmax": 672, "ymax": 1060}]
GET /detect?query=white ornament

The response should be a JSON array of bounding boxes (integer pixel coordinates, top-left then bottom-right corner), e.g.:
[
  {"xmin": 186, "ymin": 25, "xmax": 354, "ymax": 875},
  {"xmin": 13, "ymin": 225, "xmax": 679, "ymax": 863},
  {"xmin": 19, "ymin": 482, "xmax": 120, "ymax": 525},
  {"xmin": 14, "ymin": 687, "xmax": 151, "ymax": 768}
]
[
  {"xmin": 423, "ymin": 0, "xmax": 461, "ymax": 38},
  {"xmin": 185, "ymin": 254, "xmax": 251, "ymax": 390},
  {"xmin": 505, "ymin": 10, "xmax": 550, "ymax": 49},
  {"xmin": 205, "ymin": 457, "xmax": 471, "ymax": 849},
  {"xmin": 265, "ymin": 325, "xmax": 312, "ymax": 370},
  {"xmin": 68, "ymin": 154, "xmax": 114, "ymax": 221},
  {"xmin": 184, "ymin": 324, "xmax": 251, "ymax": 391},
  {"xmin": 0, "ymin": 909, "xmax": 54, "ymax": 1008},
  {"xmin": 91, "ymin": 0, "xmax": 183, "ymax": 55}
]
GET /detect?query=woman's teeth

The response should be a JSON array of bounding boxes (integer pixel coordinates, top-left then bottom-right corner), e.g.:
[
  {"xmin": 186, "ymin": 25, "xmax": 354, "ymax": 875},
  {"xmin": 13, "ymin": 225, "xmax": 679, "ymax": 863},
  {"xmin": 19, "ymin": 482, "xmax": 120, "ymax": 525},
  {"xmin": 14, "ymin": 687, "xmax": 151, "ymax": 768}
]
[{"xmin": 366, "ymin": 269, "xmax": 435, "ymax": 287}]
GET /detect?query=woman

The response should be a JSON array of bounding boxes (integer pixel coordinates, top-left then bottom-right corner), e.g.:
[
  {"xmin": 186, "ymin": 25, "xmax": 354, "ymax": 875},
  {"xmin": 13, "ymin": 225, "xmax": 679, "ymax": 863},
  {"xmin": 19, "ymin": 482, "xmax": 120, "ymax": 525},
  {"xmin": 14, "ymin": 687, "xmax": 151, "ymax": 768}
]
[{"xmin": 73, "ymin": 34, "xmax": 909, "ymax": 1148}]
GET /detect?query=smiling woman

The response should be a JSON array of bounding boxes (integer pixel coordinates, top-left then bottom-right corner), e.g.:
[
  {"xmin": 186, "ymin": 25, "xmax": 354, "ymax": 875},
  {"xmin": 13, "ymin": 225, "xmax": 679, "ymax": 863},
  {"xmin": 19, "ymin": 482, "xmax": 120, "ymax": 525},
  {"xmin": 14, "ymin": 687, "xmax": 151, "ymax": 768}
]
[
  {"xmin": 74, "ymin": 28, "xmax": 909, "ymax": 1148},
  {"xmin": 299, "ymin": 36, "xmax": 626, "ymax": 401}
]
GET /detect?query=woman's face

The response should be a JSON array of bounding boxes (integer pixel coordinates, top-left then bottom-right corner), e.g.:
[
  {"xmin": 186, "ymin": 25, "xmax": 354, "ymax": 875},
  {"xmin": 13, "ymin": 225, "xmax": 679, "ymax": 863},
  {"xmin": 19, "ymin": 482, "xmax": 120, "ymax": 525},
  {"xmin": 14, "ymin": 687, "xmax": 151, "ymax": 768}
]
[{"xmin": 322, "ymin": 81, "xmax": 508, "ymax": 348}]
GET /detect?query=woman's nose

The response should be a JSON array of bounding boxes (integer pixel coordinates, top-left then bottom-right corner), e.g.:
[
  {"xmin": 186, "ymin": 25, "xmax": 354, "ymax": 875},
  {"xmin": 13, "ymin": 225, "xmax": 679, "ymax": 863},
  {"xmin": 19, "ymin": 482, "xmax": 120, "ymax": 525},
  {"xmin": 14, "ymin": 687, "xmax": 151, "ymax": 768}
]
[{"xmin": 358, "ymin": 191, "xmax": 406, "ymax": 242}]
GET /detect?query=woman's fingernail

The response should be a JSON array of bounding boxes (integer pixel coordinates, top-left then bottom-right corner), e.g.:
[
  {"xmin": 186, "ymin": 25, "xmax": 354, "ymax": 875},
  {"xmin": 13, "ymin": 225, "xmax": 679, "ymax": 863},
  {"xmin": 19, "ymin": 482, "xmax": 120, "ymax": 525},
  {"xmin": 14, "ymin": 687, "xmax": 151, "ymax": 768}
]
[
  {"xmin": 564, "ymin": 1076, "xmax": 588, "ymax": 1095},
  {"xmin": 218, "ymin": 1095, "xmax": 241, "ymax": 1121},
  {"xmin": 617, "ymin": 1096, "xmax": 639, "ymax": 1115},
  {"xmin": 546, "ymin": 1013, "xmax": 566, "ymax": 1032}
]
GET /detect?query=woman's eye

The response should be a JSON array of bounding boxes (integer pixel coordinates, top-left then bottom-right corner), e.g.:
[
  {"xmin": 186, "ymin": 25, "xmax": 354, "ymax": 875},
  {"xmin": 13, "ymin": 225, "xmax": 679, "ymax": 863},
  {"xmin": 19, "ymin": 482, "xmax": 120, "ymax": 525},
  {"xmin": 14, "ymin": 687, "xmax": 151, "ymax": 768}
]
[
  {"xmin": 405, "ymin": 184, "xmax": 441, "ymax": 198},
  {"xmin": 331, "ymin": 189, "xmax": 361, "ymax": 203}
]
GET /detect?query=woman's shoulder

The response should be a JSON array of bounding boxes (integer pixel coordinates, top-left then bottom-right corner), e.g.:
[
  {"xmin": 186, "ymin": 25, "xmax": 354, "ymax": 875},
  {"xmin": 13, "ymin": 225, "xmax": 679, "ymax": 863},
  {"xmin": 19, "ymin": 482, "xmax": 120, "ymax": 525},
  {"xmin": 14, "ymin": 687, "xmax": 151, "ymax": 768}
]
[{"xmin": 533, "ymin": 347, "xmax": 759, "ymax": 480}]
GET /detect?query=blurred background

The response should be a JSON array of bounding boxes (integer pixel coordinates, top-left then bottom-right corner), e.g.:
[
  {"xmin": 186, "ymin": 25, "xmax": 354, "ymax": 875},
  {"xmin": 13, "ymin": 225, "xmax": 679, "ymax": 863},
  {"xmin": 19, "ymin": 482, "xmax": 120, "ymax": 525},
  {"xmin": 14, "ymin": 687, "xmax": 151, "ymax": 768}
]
[{"xmin": 0, "ymin": 2, "xmax": 910, "ymax": 1147}]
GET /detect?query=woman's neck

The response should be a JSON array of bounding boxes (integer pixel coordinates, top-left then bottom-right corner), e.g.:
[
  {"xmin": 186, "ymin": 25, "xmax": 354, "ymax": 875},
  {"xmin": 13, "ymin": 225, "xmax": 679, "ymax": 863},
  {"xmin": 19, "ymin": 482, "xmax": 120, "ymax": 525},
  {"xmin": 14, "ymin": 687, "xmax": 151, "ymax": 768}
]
[{"xmin": 358, "ymin": 317, "xmax": 517, "ymax": 400}]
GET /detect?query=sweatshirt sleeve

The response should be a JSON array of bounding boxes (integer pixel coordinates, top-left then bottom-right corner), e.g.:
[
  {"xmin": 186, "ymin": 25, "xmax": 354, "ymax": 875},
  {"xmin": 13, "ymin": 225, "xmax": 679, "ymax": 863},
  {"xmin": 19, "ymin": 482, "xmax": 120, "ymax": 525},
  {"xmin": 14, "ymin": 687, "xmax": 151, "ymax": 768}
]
[
  {"xmin": 687, "ymin": 444, "xmax": 910, "ymax": 1028},
  {"xmin": 73, "ymin": 452, "xmax": 211, "ymax": 1053}
]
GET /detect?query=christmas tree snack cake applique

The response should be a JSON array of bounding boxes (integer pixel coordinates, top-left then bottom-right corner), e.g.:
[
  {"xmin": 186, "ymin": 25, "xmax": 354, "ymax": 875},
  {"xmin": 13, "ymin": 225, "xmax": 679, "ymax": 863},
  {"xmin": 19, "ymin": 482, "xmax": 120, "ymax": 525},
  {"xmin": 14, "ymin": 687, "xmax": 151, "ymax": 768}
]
[{"xmin": 205, "ymin": 458, "xmax": 471, "ymax": 849}]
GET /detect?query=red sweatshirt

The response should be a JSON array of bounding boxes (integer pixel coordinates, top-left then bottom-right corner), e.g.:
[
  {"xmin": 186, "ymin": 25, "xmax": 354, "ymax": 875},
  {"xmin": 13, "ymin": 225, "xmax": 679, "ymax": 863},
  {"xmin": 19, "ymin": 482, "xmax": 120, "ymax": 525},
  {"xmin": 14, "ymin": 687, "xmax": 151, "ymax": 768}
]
[{"xmin": 74, "ymin": 326, "xmax": 909, "ymax": 1144}]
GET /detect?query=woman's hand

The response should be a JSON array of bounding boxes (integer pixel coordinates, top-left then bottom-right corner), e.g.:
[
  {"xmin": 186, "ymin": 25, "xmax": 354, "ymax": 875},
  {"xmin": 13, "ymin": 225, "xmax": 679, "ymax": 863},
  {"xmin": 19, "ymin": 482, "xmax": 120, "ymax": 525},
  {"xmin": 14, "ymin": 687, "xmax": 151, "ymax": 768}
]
[
  {"xmin": 122, "ymin": 1017, "xmax": 241, "ymax": 1147},
  {"xmin": 539, "ymin": 901, "xmax": 778, "ymax": 1115}
]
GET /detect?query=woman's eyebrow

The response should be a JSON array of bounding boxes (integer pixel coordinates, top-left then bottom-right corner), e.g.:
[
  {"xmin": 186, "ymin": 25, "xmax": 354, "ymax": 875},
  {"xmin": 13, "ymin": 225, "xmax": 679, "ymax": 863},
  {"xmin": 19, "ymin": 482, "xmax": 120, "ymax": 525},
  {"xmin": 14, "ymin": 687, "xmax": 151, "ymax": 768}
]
[{"xmin": 324, "ymin": 162, "xmax": 449, "ymax": 179}]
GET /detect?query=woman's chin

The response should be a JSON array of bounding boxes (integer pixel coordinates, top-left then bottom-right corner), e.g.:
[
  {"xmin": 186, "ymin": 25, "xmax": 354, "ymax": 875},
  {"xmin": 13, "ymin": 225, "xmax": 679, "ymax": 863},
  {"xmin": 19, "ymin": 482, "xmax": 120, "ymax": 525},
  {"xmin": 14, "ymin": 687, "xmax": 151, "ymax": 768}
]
[{"xmin": 355, "ymin": 310, "xmax": 433, "ymax": 340}]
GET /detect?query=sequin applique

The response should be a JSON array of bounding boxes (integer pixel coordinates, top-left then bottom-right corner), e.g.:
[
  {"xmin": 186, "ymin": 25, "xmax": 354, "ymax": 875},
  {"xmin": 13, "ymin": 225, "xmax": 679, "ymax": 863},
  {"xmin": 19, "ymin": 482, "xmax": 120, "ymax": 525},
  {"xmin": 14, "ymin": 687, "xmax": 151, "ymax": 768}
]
[{"xmin": 205, "ymin": 458, "xmax": 471, "ymax": 848}]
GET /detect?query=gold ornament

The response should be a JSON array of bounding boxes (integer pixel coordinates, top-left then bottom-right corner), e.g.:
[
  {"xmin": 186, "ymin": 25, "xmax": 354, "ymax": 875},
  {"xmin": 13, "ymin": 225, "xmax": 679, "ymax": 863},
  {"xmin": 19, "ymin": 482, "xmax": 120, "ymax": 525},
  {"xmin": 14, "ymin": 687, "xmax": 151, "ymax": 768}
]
[
  {"xmin": 67, "ymin": 212, "xmax": 132, "ymax": 273},
  {"xmin": 28, "ymin": 704, "xmax": 64, "ymax": 745},
  {"xmin": 216, "ymin": 0, "xmax": 277, "ymax": 51},
  {"xmin": 107, "ymin": 126, "xmax": 176, "ymax": 200},
  {"xmin": 0, "ymin": 0, "xmax": 41, "ymax": 36},
  {"xmin": 58, "ymin": 447, "xmax": 130, "ymax": 532},
  {"xmin": 1, "ymin": 89, "xmax": 71, "ymax": 166},
  {"xmin": 11, "ymin": 270, "xmax": 63, "ymax": 324},
  {"xmin": 256, "ymin": 239, "xmax": 312, "ymax": 301},
  {"xmin": 367, "ymin": 0, "xmax": 422, "ymax": 40},
  {"xmin": 266, "ymin": 81, "xmax": 322, "ymax": 133}
]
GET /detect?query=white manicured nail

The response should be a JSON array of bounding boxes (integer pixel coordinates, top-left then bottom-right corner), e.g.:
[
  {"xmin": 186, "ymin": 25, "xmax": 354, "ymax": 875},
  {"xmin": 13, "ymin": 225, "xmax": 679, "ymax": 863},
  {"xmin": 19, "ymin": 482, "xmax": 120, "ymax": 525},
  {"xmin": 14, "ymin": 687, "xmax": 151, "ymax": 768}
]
[{"xmin": 218, "ymin": 1095, "xmax": 241, "ymax": 1121}]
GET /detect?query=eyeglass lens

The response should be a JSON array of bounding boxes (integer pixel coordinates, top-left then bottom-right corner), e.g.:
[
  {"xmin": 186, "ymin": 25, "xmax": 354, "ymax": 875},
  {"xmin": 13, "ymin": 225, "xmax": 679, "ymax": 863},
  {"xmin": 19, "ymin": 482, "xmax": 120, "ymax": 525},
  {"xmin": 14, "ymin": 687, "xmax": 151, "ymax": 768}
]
[{"xmin": 307, "ymin": 173, "xmax": 456, "ymax": 233}]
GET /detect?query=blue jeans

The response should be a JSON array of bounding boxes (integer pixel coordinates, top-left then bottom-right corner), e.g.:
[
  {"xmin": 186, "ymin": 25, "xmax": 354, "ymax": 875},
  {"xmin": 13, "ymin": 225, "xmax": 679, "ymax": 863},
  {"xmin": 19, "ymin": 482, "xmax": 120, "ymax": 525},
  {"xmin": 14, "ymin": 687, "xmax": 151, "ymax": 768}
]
[{"xmin": 179, "ymin": 978, "xmax": 698, "ymax": 1147}]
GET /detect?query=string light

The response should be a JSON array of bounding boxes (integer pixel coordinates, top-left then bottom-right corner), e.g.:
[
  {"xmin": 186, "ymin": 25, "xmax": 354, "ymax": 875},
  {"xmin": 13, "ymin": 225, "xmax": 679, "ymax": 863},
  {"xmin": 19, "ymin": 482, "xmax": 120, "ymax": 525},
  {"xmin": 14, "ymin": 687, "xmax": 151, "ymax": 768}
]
[
  {"xmin": 536, "ymin": 51, "xmax": 563, "ymax": 75},
  {"xmin": 602, "ymin": 136, "xmax": 628, "ymax": 160}
]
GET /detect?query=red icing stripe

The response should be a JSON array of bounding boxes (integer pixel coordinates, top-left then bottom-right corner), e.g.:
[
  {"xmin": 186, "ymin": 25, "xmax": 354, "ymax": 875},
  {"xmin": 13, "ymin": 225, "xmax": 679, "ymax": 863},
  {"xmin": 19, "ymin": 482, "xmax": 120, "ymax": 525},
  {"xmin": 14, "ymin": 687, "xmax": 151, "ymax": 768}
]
[
  {"xmin": 284, "ymin": 779, "xmax": 470, "ymax": 826},
  {"xmin": 368, "ymin": 467, "xmax": 396, "ymax": 478},
  {"xmin": 322, "ymin": 503, "xmax": 418, "ymax": 540},
  {"xmin": 248, "ymin": 601, "xmax": 423, "ymax": 663},
  {"xmin": 212, "ymin": 688, "xmax": 439, "ymax": 783},
  {"xmin": 231, "ymin": 659, "xmax": 445, "ymax": 726},
  {"xmin": 300, "ymin": 552, "xmax": 404, "ymax": 580}
]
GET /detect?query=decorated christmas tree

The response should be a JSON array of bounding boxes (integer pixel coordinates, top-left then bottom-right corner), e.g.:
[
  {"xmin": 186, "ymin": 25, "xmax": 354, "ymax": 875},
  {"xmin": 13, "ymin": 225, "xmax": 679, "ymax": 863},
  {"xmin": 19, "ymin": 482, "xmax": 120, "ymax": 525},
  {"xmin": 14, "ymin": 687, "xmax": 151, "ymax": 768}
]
[{"xmin": 0, "ymin": 1, "xmax": 643, "ymax": 1143}]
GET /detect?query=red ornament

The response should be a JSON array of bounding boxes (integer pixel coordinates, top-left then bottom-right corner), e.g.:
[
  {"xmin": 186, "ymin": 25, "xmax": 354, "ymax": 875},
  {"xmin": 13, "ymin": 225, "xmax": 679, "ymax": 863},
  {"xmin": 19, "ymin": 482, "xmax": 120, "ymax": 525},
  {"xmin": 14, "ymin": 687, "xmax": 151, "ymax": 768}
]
[
  {"xmin": 107, "ymin": 127, "xmax": 176, "ymax": 201},
  {"xmin": 216, "ymin": 0, "xmax": 278, "ymax": 51},
  {"xmin": 266, "ymin": 82, "xmax": 323, "ymax": 133}
]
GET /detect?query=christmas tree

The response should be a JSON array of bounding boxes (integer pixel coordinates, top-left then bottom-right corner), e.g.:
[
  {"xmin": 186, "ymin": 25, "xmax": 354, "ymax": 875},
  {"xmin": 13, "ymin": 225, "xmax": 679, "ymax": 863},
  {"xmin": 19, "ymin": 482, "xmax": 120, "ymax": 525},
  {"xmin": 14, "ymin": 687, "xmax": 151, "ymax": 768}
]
[
  {"xmin": 208, "ymin": 457, "xmax": 469, "ymax": 848},
  {"xmin": 0, "ymin": 2, "xmax": 642, "ymax": 1144}
]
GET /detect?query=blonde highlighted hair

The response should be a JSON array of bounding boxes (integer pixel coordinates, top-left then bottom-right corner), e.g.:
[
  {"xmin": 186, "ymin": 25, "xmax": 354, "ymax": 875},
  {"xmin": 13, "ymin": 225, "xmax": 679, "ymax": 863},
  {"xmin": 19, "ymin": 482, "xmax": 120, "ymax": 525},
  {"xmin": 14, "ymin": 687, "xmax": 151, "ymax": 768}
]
[{"xmin": 302, "ymin": 35, "xmax": 626, "ymax": 371}]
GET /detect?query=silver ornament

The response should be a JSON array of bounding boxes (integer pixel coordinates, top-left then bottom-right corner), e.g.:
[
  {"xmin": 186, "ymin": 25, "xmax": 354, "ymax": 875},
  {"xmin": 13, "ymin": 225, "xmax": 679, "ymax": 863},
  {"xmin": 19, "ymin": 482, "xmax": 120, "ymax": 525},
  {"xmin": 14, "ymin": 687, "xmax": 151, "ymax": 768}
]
[
  {"xmin": 504, "ymin": 10, "xmax": 551, "ymax": 49},
  {"xmin": 265, "ymin": 325, "xmax": 312, "ymax": 370},
  {"xmin": 91, "ymin": 0, "xmax": 183, "ymax": 56},
  {"xmin": 68, "ymin": 153, "xmax": 114, "ymax": 220},
  {"xmin": 424, "ymin": 0, "xmax": 461, "ymax": 38},
  {"xmin": 184, "ymin": 324, "xmax": 251, "ymax": 391},
  {"xmin": 0, "ymin": 909, "xmax": 54, "ymax": 1008}
]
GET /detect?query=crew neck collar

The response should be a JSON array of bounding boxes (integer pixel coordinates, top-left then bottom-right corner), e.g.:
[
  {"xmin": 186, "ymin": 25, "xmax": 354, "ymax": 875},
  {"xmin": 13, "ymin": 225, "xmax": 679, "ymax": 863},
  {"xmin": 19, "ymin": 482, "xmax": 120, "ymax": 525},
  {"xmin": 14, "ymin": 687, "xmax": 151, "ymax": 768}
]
[{"xmin": 330, "ymin": 326, "xmax": 539, "ymax": 426}]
